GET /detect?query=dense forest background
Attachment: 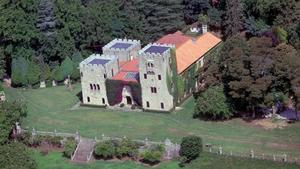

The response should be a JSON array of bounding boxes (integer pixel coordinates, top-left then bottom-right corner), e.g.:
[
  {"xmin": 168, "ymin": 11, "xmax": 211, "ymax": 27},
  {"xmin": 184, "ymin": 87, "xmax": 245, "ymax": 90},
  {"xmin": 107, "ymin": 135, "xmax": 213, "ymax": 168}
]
[{"xmin": 0, "ymin": 0, "xmax": 299, "ymax": 87}]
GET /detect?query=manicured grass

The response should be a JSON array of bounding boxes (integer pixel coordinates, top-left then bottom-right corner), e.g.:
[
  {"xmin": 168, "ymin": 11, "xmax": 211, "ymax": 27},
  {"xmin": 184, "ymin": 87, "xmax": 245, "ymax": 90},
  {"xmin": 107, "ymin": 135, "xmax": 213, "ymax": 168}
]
[
  {"xmin": 31, "ymin": 150, "xmax": 178, "ymax": 169},
  {"xmin": 4, "ymin": 84, "xmax": 300, "ymax": 160},
  {"xmin": 186, "ymin": 152, "xmax": 300, "ymax": 169},
  {"xmin": 31, "ymin": 150, "xmax": 299, "ymax": 169}
]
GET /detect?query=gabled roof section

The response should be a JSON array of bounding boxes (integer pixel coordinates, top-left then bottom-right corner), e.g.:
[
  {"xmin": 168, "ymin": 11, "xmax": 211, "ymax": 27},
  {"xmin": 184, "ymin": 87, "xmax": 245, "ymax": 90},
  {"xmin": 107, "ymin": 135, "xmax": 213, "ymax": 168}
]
[
  {"xmin": 156, "ymin": 31, "xmax": 190, "ymax": 48},
  {"xmin": 176, "ymin": 32, "xmax": 221, "ymax": 74}
]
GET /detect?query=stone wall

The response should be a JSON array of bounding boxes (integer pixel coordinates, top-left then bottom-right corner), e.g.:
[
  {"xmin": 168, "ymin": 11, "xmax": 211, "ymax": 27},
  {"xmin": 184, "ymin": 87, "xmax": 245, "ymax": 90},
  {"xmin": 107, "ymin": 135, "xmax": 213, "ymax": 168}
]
[
  {"xmin": 139, "ymin": 44, "xmax": 175, "ymax": 112},
  {"xmin": 80, "ymin": 54, "xmax": 119, "ymax": 106}
]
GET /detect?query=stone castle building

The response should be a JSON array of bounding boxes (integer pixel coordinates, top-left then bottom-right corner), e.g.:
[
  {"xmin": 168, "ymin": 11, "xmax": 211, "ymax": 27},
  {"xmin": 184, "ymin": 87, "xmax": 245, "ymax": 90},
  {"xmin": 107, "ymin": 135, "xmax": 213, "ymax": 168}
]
[{"xmin": 80, "ymin": 30, "xmax": 222, "ymax": 112}]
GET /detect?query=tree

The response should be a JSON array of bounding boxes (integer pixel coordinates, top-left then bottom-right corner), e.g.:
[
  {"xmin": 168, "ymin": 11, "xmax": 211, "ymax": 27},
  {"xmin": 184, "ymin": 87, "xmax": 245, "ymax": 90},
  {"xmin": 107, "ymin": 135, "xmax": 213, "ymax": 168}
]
[
  {"xmin": 0, "ymin": 100, "xmax": 27, "ymax": 144},
  {"xmin": 179, "ymin": 136, "xmax": 203, "ymax": 163},
  {"xmin": 194, "ymin": 86, "xmax": 232, "ymax": 120},
  {"xmin": 70, "ymin": 52, "xmax": 83, "ymax": 80},
  {"xmin": 221, "ymin": 36, "xmax": 274, "ymax": 118},
  {"xmin": 182, "ymin": 0, "xmax": 210, "ymax": 24},
  {"xmin": 0, "ymin": 47, "xmax": 6, "ymax": 78},
  {"xmin": 60, "ymin": 57, "xmax": 74, "ymax": 80},
  {"xmin": 0, "ymin": 142, "xmax": 37, "ymax": 169},
  {"xmin": 26, "ymin": 60, "xmax": 42, "ymax": 86},
  {"xmin": 11, "ymin": 57, "xmax": 29, "ymax": 86},
  {"xmin": 223, "ymin": 0, "xmax": 244, "ymax": 38},
  {"xmin": 207, "ymin": 7, "xmax": 222, "ymax": 29}
]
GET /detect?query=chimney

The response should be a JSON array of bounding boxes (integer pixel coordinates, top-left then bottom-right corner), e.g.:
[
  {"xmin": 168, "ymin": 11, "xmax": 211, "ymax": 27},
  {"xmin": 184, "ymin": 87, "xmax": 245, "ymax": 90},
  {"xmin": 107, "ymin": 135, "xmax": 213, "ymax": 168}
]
[{"xmin": 202, "ymin": 24, "xmax": 208, "ymax": 34}]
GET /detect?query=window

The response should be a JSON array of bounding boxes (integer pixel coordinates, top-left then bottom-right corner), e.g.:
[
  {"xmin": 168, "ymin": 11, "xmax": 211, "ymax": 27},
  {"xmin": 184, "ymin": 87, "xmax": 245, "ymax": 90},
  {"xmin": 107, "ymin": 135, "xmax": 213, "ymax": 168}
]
[
  {"xmin": 158, "ymin": 75, "xmax": 161, "ymax": 80},
  {"xmin": 146, "ymin": 101, "xmax": 150, "ymax": 108},
  {"xmin": 90, "ymin": 84, "xmax": 93, "ymax": 90},
  {"xmin": 93, "ymin": 84, "xmax": 96, "ymax": 90},
  {"xmin": 150, "ymin": 63, "xmax": 154, "ymax": 67},
  {"xmin": 87, "ymin": 97, "xmax": 90, "ymax": 102},
  {"xmin": 111, "ymin": 69, "xmax": 114, "ymax": 76},
  {"xmin": 102, "ymin": 98, "xmax": 105, "ymax": 104},
  {"xmin": 151, "ymin": 87, "xmax": 157, "ymax": 93},
  {"xmin": 104, "ymin": 74, "xmax": 107, "ymax": 79},
  {"xmin": 97, "ymin": 84, "xmax": 100, "ymax": 90},
  {"xmin": 144, "ymin": 74, "xmax": 147, "ymax": 79},
  {"xmin": 161, "ymin": 102, "xmax": 164, "ymax": 109}
]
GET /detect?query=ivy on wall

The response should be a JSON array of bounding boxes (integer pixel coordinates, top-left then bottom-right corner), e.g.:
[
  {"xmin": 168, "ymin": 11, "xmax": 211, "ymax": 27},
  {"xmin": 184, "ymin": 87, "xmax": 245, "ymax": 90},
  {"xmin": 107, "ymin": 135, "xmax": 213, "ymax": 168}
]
[
  {"xmin": 167, "ymin": 48, "xmax": 179, "ymax": 105},
  {"xmin": 105, "ymin": 79, "xmax": 142, "ymax": 106}
]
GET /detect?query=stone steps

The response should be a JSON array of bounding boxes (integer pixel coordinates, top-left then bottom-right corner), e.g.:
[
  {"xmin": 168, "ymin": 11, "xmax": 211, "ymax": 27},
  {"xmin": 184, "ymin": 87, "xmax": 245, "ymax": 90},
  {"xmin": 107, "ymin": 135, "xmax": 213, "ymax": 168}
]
[{"xmin": 72, "ymin": 138, "xmax": 95, "ymax": 163}]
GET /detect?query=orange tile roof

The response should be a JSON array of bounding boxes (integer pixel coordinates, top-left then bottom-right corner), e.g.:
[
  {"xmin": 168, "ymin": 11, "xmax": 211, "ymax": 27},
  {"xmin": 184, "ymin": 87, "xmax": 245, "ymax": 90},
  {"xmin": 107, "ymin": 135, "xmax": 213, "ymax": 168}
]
[
  {"xmin": 176, "ymin": 32, "xmax": 221, "ymax": 74},
  {"xmin": 157, "ymin": 32, "xmax": 221, "ymax": 74},
  {"xmin": 156, "ymin": 31, "xmax": 190, "ymax": 48}
]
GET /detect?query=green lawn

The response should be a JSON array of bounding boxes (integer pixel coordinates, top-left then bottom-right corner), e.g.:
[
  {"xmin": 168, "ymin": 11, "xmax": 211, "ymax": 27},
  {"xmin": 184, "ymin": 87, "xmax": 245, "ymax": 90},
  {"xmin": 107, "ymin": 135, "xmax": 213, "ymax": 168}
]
[
  {"xmin": 4, "ymin": 84, "xmax": 300, "ymax": 160},
  {"xmin": 31, "ymin": 150, "xmax": 299, "ymax": 169}
]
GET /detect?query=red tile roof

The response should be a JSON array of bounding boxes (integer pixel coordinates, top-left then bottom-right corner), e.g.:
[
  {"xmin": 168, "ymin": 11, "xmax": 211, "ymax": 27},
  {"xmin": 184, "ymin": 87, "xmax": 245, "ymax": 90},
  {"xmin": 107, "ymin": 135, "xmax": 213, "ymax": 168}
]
[
  {"xmin": 112, "ymin": 59, "xmax": 139, "ymax": 82},
  {"xmin": 120, "ymin": 59, "xmax": 139, "ymax": 72},
  {"xmin": 156, "ymin": 31, "xmax": 190, "ymax": 48}
]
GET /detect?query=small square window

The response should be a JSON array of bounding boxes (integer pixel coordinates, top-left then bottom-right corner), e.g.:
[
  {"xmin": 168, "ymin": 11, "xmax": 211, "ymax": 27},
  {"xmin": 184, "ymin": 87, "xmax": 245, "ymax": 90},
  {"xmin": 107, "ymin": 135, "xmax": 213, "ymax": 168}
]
[
  {"xmin": 158, "ymin": 75, "xmax": 161, "ymax": 80},
  {"xmin": 144, "ymin": 74, "xmax": 147, "ymax": 79},
  {"xmin": 104, "ymin": 74, "xmax": 107, "ymax": 79}
]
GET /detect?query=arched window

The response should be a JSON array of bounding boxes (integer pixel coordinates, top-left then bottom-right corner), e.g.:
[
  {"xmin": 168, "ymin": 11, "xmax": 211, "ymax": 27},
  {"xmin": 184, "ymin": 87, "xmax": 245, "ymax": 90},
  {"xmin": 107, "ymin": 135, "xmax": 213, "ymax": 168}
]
[
  {"xmin": 90, "ymin": 84, "xmax": 93, "ymax": 90},
  {"xmin": 87, "ymin": 97, "xmax": 90, "ymax": 102},
  {"xmin": 97, "ymin": 84, "xmax": 100, "ymax": 90},
  {"xmin": 93, "ymin": 84, "xmax": 96, "ymax": 90},
  {"xmin": 146, "ymin": 101, "xmax": 150, "ymax": 108}
]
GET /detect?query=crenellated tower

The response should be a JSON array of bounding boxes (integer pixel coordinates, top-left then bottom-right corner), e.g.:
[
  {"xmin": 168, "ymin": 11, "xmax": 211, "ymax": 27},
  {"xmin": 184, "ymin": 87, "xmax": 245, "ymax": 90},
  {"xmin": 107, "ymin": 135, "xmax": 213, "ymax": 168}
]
[{"xmin": 139, "ymin": 43, "xmax": 175, "ymax": 111}]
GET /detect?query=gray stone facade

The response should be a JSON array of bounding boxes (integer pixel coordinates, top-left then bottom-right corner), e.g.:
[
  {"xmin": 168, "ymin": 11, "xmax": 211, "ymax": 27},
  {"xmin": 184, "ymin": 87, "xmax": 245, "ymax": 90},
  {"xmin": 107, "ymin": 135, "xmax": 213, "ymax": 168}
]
[
  {"xmin": 80, "ymin": 54, "xmax": 118, "ymax": 106},
  {"xmin": 138, "ymin": 43, "xmax": 175, "ymax": 111}
]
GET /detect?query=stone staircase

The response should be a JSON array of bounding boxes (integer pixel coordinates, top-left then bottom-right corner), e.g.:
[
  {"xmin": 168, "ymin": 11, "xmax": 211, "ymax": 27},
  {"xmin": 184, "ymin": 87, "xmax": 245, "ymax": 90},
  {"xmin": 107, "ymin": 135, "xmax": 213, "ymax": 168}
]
[{"xmin": 72, "ymin": 138, "xmax": 96, "ymax": 163}]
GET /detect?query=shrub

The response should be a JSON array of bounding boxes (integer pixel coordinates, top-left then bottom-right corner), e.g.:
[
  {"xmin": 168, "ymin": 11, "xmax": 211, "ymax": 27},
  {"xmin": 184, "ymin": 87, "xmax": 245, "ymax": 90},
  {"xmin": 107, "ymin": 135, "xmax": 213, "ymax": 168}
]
[
  {"xmin": 94, "ymin": 141, "xmax": 116, "ymax": 159},
  {"xmin": 140, "ymin": 150, "xmax": 163, "ymax": 165},
  {"xmin": 15, "ymin": 132, "xmax": 32, "ymax": 146},
  {"xmin": 115, "ymin": 138, "xmax": 139, "ymax": 159},
  {"xmin": 179, "ymin": 136, "xmax": 203, "ymax": 163},
  {"xmin": 48, "ymin": 136, "xmax": 63, "ymax": 147},
  {"xmin": 63, "ymin": 139, "xmax": 77, "ymax": 158}
]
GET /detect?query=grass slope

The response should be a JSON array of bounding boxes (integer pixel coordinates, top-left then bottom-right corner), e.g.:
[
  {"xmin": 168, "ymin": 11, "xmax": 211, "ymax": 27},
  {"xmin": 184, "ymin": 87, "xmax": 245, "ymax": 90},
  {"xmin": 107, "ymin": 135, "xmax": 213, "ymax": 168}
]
[{"xmin": 4, "ymin": 84, "xmax": 300, "ymax": 159}]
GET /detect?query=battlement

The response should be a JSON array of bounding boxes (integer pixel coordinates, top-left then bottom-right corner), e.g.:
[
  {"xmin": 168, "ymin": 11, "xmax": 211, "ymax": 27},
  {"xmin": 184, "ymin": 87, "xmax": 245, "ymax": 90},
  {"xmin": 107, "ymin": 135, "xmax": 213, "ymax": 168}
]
[
  {"xmin": 103, "ymin": 38, "xmax": 141, "ymax": 52},
  {"xmin": 80, "ymin": 54, "xmax": 117, "ymax": 69},
  {"xmin": 139, "ymin": 43, "xmax": 175, "ymax": 58}
]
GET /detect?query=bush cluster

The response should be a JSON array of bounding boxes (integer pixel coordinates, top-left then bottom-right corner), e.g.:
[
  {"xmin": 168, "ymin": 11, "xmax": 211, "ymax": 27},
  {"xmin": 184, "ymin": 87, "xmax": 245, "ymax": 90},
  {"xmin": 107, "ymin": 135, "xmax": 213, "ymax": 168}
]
[
  {"xmin": 63, "ymin": 138, "xmax": 77, "ymax": 158},
  {"xmin": 94, "ymin": 138, "xmax": 140, "ymax": 160},
  {"xmin": 140, "ymin": 144, "xmax": 165, "ymax": 165},
  {"xmin": 16, "ymin": 133, "xmax": 63, "ymax": 148}
]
